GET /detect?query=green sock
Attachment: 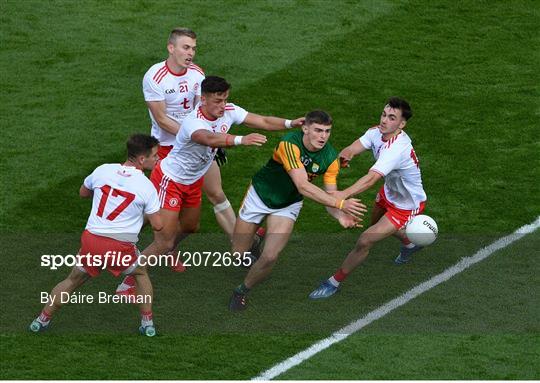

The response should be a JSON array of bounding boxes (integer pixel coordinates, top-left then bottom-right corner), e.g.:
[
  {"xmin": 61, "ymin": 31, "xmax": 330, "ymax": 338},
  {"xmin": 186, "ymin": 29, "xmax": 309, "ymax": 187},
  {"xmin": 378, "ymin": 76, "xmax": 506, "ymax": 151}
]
[{"xmin": 235, "ymin": 283, "xmax": 250, "ymax": 294}]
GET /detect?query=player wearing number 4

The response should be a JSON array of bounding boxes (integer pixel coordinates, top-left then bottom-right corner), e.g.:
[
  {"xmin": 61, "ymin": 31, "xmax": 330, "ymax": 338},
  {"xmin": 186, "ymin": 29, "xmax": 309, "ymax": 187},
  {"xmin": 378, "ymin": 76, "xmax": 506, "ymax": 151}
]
[
  {"xmin": 137, "ymin": 75, "xmax": 305, "ymax": 270},
  {"xmin": 309, "ymin": 97, "xmax": 428, "ymax": 300},
  {"xmin": 229, "ymin": 110, "xmax": 367, "ymax": 311},
  {"xmin": 29, "ymin": 135, "xmax": 163, "ymax": 336}
]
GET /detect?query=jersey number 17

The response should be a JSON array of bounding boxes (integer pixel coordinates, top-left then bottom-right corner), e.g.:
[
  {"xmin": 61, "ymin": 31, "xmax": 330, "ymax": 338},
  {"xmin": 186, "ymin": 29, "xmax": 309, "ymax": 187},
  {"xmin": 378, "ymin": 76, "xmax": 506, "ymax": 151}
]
[{"xmin": 96, "ymin": 185, "xmax": 135, "ymax": 221}]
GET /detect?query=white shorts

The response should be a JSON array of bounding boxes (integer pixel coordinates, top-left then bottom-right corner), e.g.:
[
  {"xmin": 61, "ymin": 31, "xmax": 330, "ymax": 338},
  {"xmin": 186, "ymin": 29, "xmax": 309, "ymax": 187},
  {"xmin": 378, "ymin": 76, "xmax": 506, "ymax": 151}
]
[{"xmin": 239, "ymin": 185, "xmax": 303, "ymax": 224}]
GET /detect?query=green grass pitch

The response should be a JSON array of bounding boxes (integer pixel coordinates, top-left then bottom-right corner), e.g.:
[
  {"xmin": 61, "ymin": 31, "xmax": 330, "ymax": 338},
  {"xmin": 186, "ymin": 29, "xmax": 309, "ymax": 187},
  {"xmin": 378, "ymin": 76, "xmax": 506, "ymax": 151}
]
[{"xmin": 1, "ymin": 0, "xmax": 539, "ymax": 379}]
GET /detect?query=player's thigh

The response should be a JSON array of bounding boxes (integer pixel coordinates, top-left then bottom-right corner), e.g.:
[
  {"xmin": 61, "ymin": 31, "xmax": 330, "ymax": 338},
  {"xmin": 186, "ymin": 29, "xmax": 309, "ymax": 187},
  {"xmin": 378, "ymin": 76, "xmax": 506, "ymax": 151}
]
[
  {"xmin": 232, "ymin": 217, "xmax": 259, "ymax": 253},
  {"xmin": 261, "ymin": 215, "xmax": 295, "ymax": 259},
  {"xmin": 178, "ymin": 206, "xmax": 201, "ymax": 233},
  {"xmin": 370, "ymin": 203, "xmax": 386, "ymax": 226},
  {"xmin": 360, "ymin": 214, "xmax": 398, "ymax": 246},
  {"xmin": 155, "ymin": 208, "xmax": 181, "ymax": 244},
  {"xmin": 202, "ymin": 161, "xmax": 226, "ymax": 203}
]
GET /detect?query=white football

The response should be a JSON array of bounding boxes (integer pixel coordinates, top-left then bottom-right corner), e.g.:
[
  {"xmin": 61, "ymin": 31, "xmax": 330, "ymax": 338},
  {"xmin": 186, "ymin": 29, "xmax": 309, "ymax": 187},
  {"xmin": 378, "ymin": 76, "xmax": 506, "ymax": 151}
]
[{"xmin": 405, "ymin": 215, "xmax": 438, "ymax": 247}]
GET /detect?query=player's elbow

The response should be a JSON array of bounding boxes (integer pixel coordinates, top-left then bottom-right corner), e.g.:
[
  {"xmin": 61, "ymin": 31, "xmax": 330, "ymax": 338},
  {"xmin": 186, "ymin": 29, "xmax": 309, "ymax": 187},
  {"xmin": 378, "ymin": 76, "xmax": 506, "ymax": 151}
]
[
  {"xmin": 366, "ymin": 172, "xmax": 382, "ymax": 187},
  {"xmin": 79, "ymin": 185, "xmax": 92, "ymax": 198}
]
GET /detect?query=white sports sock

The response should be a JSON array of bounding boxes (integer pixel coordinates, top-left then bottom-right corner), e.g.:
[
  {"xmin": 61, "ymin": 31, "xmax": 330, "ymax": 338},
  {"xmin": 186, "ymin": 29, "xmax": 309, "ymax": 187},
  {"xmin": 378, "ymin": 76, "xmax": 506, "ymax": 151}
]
[
  {"xmin": 404, "ymin": 242, "xmax": 416, "ymax": 249},
  {"xmin": 328, "ymin": 276, "xmax": 340, "ymax": 287}
]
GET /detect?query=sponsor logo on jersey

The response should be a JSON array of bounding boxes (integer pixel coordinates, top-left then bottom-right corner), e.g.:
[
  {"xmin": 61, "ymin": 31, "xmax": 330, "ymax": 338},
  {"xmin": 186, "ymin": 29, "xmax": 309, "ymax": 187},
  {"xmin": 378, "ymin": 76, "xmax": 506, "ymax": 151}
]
[{"xmin": 165, "ymin": 89, "xmax": 176, "ymax": 94}]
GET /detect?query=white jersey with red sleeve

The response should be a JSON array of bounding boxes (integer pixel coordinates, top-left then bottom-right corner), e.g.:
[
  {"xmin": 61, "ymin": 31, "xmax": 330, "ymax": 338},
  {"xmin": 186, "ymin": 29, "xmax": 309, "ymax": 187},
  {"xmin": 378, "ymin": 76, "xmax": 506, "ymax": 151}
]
[
  {"xmin": 142, "ymin": 61, "xmax": 205, "ymax": 146},
  {"xmin": 83, "ymin": 164, "xmax": 160, "ymax": 243},
  {"xmin": 359, "ymin": 126, "xmax": 427, "ymax": 210},
  {"xmin": 160, "ymin": 103, "xmax": 248, "ymax": 185}
]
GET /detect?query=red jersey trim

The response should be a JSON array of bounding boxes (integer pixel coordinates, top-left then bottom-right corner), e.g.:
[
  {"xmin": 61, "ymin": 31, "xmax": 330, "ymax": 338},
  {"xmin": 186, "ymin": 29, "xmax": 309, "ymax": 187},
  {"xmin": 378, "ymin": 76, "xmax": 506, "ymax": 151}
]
[
  {"xmin": 383, "ymin": 131, "xmax": 402, "ymax": 147},
  {"xmin": 153, "ymin": 66, "xmax": 168, "ymax": 84},
  {"xmin": 189, "ymin": 64, "xmax": 205, "ymax": 76}
]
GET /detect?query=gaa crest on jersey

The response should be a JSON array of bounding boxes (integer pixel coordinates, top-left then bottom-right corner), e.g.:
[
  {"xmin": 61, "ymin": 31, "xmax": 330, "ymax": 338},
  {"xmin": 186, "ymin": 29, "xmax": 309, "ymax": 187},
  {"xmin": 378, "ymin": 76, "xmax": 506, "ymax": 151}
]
[
  {"xmin": 311, "ymin": 163, "xmax": 320, "ymax": 173},
  {"xmin": 169, "ymin": 198, "xmax": 179, "ymax": 207},
  {"xmin": 220, "ymin": 124, "xmax": 228, "ymax": 133}
]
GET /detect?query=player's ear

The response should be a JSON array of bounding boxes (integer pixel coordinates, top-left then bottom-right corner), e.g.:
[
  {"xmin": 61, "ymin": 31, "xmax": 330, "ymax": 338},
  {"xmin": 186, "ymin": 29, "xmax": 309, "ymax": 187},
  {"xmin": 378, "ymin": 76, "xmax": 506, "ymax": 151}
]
[
  {"xmin": 167, "ymin": 43, "xmax": 175, "ymax": 55},
  {"xmin": 302, "ymin": 124, "xmax": 309, "ymax": 134},
  {"xmin": 400, "ymin": 120, "xmax": 407, "ymax": 130}
]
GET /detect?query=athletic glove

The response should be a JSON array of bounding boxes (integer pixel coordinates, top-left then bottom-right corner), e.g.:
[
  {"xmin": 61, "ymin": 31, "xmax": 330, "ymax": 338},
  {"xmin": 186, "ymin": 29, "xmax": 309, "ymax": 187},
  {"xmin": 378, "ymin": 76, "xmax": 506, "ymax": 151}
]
[{"xmin": 215, "ymin": 148, "xmax": 228, "ymax": 167}]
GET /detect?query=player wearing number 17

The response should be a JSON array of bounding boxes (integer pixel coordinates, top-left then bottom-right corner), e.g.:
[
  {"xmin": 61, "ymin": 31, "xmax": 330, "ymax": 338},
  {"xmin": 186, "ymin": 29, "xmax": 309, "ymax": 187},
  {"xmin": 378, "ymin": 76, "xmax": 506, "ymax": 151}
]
[
  {"xmin": 29, "ymin": 135, "xmax": 163, "ymax": 336},
  {"xmin": 309, "ymin": 97, "xmax": 428, "ymax": 300}
]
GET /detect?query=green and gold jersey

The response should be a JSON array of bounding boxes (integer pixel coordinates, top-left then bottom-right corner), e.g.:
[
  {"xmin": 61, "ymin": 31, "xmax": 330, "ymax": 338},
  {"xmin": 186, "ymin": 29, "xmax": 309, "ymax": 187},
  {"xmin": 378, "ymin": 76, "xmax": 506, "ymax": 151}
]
[{"xmin": 252, "ymin": 130, "xmax": 340, "ymax": 209}]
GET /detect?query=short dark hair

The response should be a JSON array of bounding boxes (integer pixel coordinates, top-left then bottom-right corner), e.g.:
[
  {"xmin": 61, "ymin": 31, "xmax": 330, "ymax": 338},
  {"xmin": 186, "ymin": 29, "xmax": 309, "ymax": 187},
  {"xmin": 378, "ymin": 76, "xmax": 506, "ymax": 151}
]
[
  {"xmin": 127, "ymin": 134, "xmax": 159, "ymax": 160},
  {"xmin": 386, "ymin": 97, "xmax": 412, "ymax": 120},
  {"xmin": 305, "ymin": 110, "xmax": 333, "ymax": 126},
  {"xmin": 168, "ymin": 28, "xmax": 197, "ymax": 45},
  {"xmin": 201, "ymin": 76, "xmax": 231, "ymax": 95}
]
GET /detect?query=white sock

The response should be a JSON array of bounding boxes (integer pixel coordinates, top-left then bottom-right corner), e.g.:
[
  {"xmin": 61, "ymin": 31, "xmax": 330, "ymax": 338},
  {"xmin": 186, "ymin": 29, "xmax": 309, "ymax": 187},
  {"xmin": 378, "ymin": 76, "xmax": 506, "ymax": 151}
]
[
  {"xmin": 404, "ymin": 242, "xmax": 416, "ymax": 249},
  {"xmin": 328, "ymin": 276, "xmax": 340, "ymax": 287},
  {"xmin": 141, "ymin": 311, "xmax": 153, "ymax": 327}
]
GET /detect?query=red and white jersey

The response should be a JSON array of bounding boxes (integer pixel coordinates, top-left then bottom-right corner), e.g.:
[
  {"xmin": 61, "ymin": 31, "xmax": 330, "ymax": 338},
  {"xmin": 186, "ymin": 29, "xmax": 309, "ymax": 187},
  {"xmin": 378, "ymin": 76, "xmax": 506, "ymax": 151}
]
[
  {"xmin": 359, "ymin": 126, "xmax": 427, "ymax": 210},
  {"xmin": 161, "ymin": 103, "xmax": 248, "ymax": 184},
  {"xmin": 83, "ymin": 164, "xmax": 160, "ymax": 243},
  {"xmin": 142, "ymin": 60, "xmax": 205, "ymax": 146}
]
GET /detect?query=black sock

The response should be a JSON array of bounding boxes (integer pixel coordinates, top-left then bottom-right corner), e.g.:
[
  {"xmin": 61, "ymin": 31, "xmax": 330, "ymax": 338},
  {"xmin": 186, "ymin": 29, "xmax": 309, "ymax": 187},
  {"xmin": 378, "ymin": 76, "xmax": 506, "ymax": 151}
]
[{"xmin": 235, "ymin": 283, "xmax": 250, "ymax": 294}]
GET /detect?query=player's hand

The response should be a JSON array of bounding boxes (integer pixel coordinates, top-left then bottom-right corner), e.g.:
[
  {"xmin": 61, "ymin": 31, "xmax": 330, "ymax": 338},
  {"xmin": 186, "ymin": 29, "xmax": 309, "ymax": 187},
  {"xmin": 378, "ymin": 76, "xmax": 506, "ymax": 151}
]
[
  {"xmin": 338, "ymin": 212, "xmax": 363, "ymax": 228},
  {"xmin": 339, "ymin": 148, "xmax": 354, "ymax": 168},
  {"xmin": 242, "ymin": 133, "xmax": 267, "ymax": 146},
  {"xmin": 340, "ymin": 198, "xmax": 367, "ymax": 218},
  {"xmin": 291, "ymin": 117, "xmax": 305, "ymax": 128},
  {"xmin": 215, "ymin": 148, "xmax": 228, "ymax": 167},
  {"xmin": 329, "ymin": 190, "xmax": 349, "ymax": 201}
]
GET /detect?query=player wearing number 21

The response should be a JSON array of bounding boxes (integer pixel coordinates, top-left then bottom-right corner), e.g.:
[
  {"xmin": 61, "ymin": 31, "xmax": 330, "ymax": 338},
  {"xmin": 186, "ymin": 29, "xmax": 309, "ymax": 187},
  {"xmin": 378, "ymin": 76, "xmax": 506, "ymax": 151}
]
[{"xmin": 29, "ymin": 135, "xmax": 163, "ymax": 337}]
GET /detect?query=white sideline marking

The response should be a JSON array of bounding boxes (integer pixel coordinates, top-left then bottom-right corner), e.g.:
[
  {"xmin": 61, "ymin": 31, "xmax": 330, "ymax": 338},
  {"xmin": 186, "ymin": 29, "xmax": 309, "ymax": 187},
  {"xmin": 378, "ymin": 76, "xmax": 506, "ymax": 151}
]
[{"xmin": 252, "ymin": 216, "xmax": 540, "ymax": 380}]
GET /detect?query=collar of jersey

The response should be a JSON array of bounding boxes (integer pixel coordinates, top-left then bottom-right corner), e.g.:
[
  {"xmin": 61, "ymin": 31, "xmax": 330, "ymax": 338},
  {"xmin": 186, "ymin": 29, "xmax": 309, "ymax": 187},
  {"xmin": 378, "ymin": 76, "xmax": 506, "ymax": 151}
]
[
  {"xmin": 198, "ymin": 107, "xmax": 218, "ymax": 122},
  {"xmin": 381, "ymin": 130, "xmax": 402, "ymax": 142},
  {"xmin": 165, "ymin": 61, "xmax": 187, "ymax": 77}
]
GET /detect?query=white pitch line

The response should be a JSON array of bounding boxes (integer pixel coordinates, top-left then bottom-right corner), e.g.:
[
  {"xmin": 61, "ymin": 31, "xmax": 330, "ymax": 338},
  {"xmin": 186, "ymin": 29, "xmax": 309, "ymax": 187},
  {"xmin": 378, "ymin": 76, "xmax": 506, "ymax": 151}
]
[{"xmin": 252, "ymin": 216, "xmax": 540, "ymax": 381}]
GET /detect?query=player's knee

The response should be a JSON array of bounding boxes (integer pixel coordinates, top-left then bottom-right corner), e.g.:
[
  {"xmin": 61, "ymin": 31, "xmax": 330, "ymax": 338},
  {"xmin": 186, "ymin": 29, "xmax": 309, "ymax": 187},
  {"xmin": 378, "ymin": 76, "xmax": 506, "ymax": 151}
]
[
  {"xmin": 259, "ymin": 251, "xmax": 279, "ymax": 266},
  {"xmin": 207, "ymin": 190, "xmax": 227, "ymax": 206},
  {"xmin": 180, "ymin": 221, "xmax": 200, "ymax": 234},
  {"xmin": 68, "ymin": 269, "xmax": 88, "ymax": 286},
  {"xmin": 356, "ymin": 235, "xmax": 375, "ymax": 250}
]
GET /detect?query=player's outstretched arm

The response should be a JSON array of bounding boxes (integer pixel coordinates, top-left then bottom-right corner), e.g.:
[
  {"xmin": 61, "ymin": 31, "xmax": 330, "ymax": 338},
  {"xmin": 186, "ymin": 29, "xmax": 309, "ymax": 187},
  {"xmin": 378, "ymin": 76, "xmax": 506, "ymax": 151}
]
[
  {"xmin": 146, "ymin": 101, "xmax": 181, "ymax": 135},
  {"xmin": 242, "ymin": 113, "xmax": 305, "ymax": 131},
  {"xmin": 79, "ymin": 185, "xmax": 93, "ymax": 198},
  {"xmin": 339, "ymin": 140, "xmax": 367, "ymax": 168},
  {"xmin": 287, "ymin": 167, "xmax": 366, "ymax": 218},
  {"xmin": 191, "ymin": 130, "xmax": 267, "ymax": 147},
  {"xmin": 324, "ymin": 184, "xmax": 363, "ymax": 228},
  {"xmin": 342, "ymin": 170, "xmax": 382, "ymax": 198}
]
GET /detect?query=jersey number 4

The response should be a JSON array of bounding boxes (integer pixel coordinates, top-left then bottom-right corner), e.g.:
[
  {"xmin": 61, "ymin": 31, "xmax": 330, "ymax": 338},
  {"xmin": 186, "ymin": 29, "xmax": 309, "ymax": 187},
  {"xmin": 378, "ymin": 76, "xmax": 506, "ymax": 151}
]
[{"xmin": 96, "ymin": 185, "xmax": 135, "ymax": 221}]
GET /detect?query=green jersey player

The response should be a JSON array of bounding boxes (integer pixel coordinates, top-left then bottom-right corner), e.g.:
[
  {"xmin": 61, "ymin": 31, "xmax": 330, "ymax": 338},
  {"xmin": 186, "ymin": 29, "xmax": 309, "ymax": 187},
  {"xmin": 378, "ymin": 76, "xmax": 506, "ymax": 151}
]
[{"xmin": 229, "ymin": 110, "xmax": 366, "ymax": 311}]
